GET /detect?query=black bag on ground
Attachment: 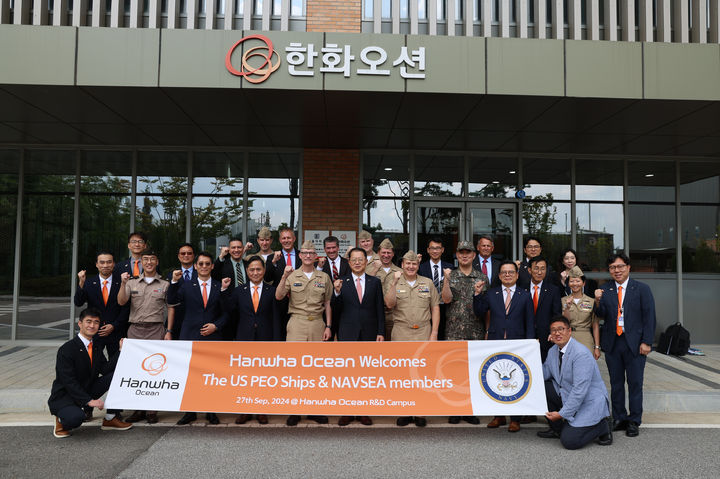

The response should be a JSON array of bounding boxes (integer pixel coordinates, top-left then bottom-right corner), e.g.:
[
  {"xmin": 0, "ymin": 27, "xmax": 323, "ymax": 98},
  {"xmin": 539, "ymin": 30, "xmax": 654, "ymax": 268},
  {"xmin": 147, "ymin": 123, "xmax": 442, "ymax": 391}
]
[{"xmin": 657, "ymin": 322, "xmax": 690, "ymax": 356}]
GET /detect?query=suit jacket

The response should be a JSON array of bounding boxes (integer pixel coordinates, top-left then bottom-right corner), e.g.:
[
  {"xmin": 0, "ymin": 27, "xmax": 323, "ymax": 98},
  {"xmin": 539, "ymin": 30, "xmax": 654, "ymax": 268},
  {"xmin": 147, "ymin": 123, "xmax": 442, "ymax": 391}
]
[
  {"xmin": 527, "ymin": 281, "xmax": 562, "ymax": 357},
  {"xmin": 472, "ymin": 255, "xmax": 502, "ymax": 288},
  {"xmin": 222, "ymin": 282, "xmax": 282, "ymax": 341},
  {"xmin": 265, "ymin": 249, "xmax": 302, "ymax": 287},
  {"xmin": 543, "ymin": 338, "xmax": 609, "ymax": 427},
  {"xmin": 418, "ymin": 260, "xmax": 454, "ymax": 283},
  {"xmin": 165, "ymin": 268, "xmax": 198, "ymax": 337},
  {"xmin": 73, "ymin": 273, "xmax": 129, "ymax": 344},
  {"xmin": 167, "ymin": 278, "xmax": 227, "ymax": 341},
  {"xmin": 114, "ymin": 257, "xmax": 142, "ymax": 276},
  {"xmin": 595, "ymin": 278, "xmax": 656, "ymax": 356},
  {"xmin": 211, "ymin": 256, "xmax": 249, "ymax": 293},
  {"xmin": 473, "ymin": 286, "xmax": 534, "ymax": 340},
  {"xmin": 47, "ymin": 335, "xmax": 118, "ymax": 415},
  {"xmin": 331, "ymin": 274, "xmax": 385, "ymax": 341},
  {"xmin": 322, "ymin": 256, "xmax": 350, "ymax": 281}
]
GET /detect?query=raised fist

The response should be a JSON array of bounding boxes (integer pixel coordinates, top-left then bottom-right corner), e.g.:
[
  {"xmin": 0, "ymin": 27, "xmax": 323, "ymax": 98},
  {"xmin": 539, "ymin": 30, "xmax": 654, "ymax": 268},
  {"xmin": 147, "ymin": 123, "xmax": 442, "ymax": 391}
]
[
  {"xmin": 317, "ymin": 256, "xmax": 327, "ymax": 268},
  {"xmin": 473, "ymin": 280, "xmax": 485, "ymax": 295},
  {"xmin": 443, "ymin": 268, "xmax": 452, "ymax": 278},
  {"xmin": 284, "ymin": 265, "xmax": 294, "ymax": 276},
  {"xmin": 594, "ymin": 289, "xmax": 603, "ymax": 301},
  {"xmin": 244, "ymin": 242, "xmax": 253, "ymax": 252},
  {"xmin": 219, "ymin": 246, "xmax": 229, "ymax": 259},
  {"xmin": 272, "ymin": 251, "xmax": 282, "ymax": 264},
  {"xmin": 393, "ymin": 271, "xmax": 402, "ymax": 283},
  {"xmin": 172, "ymin": 269, "xmax": 183, "ymax": 282},
  {"xmin": 333, "ymin": 279, "xmax": 342, "ymax": 294},
  {"xmin": 77, "ymin": 270, "xmax": 86, "ymax": 287},
  {"xmin": 221, "ymin": 277, "xmax": 232, "ymax": 290},
  {"xmin": 120, "ymin": 272, "xmax": 130, "ymax": 283}
]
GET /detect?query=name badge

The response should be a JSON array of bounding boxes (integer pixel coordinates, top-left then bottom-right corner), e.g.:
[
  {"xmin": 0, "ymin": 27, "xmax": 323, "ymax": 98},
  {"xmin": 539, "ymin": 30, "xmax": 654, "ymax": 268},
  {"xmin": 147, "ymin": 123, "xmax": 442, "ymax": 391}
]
[{"xmin": 293, "ymin": 282, "xmax": 303, "ymax": 287}]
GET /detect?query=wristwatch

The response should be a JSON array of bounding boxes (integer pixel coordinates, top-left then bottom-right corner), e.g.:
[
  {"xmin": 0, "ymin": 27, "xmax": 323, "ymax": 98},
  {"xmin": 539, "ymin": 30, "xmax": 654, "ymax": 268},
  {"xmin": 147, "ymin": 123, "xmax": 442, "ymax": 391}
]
[{"xmin": 594, "ymin": 345, "xmax": 601, "ymax": 349}]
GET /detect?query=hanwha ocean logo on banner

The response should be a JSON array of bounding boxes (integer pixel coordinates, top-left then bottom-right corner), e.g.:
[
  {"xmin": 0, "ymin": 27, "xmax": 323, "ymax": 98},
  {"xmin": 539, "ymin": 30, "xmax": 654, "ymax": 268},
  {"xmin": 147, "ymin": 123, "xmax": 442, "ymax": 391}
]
[{"xmin": 106, "ymin": 340, "xmax": 546, "ymax": 415}]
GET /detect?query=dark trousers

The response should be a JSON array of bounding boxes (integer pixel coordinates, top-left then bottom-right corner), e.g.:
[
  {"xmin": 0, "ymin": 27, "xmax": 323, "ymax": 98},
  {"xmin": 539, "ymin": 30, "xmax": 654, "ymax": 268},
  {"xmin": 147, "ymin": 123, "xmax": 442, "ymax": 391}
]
[
  {"xmin": 57, "ymin": 373, "xmax": 113, "ymax": 430},
  {"xmin": 544, "ymin": 379, "xmax": 608, "ymax": 450},
  {"xmin": 605, "ymin": 333, "xmax": 646, "ymax": 424}
]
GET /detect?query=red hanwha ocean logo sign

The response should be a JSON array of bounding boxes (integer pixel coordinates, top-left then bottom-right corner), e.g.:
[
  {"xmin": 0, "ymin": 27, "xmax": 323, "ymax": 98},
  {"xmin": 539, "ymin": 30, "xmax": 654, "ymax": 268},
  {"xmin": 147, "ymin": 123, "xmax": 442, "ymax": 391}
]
[{"xmin": 225, "ymin": 34, "xmax": 281, "ymax": 84}]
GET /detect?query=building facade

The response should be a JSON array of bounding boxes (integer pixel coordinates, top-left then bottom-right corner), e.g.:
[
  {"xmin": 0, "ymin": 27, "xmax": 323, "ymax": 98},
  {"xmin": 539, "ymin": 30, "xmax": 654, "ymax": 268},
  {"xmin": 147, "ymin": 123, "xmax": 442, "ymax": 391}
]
[{"xmin": 1, "ymin": 0, "xmax": 719, "ymax": 343}]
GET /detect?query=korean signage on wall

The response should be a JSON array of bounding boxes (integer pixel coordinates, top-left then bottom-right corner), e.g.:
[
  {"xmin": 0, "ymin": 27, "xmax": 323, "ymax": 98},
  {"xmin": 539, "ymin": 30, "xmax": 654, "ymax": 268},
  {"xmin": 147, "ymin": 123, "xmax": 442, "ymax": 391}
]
[{"xmin": 225, "ymin": 34, "xmax": 426, "ymax": 84}]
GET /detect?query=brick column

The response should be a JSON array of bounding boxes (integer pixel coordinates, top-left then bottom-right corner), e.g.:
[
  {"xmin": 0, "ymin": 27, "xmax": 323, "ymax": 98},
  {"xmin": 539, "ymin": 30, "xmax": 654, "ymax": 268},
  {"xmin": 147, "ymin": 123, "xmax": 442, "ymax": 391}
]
[
  {"xmin": 302, "ymin": 149, "xmax": 360, "ymax": 233},
  {"xmin": 306, "ymin": 0, "xmax": 361, "ymax": 33}
]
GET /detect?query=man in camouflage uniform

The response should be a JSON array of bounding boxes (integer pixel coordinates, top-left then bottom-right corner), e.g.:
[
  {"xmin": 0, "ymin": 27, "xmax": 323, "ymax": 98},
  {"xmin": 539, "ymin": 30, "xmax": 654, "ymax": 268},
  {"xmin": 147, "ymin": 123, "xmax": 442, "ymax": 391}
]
[
  {"xmin": 366, "ymin": 238, "xmax": 402, "ymax": 339},
  {"xmin": 441, "ymin": 240, "xmax": 488, "ymax": 426}
]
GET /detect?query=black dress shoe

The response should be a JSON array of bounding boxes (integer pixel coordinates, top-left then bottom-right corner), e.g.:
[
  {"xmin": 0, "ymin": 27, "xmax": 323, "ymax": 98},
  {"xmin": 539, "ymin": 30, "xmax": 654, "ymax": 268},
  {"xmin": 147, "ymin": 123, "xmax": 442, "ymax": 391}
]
[
  {"xmin": 462, "ymin": 416, "xmax": 480, "ymax": 425},
  {"xmin": 257, "ymin": 415, "xmax": 268, "ymax": 424},
  {"xmin": 396, "ymin": 416, "xmax": 413, "ymax": 427},
  {"xmin": 338, "ymin": 416, "xmax": 353, "ymax": 426},
  {"xmin": 448, "ymin": 416, "xmax": 461, "ymax": 424},
  {"xmin": 626, "ymin": 421, "xmax": 639, "ymax": 437},
  {"xmin": 206, "ymin": 413, "xmax": 220, "ymax": 425},
  {"xmin": 286, "ymin": 415, "xmax": 300, "ymax": 426},
  {"xmin": 358, "ymin": 416, "xmax": 372, "ymax": 426},
  {"xmin": 146, "ymin": 412, "xmax": 158, "ymax": 424},
  {"xmin": 414, "ymin": 417, "xmax": 427, "ymax": 427},
  {"xmin": 596, "ymin": 417, "xmax": 613, "ymax": 445},
  {"xmin": 176, "ymin": 412, "xmax": 197, "ymax": 425},
  {"xmin": 537, "ymin": 428, "xmax": 561, "ymax": 439},
  {"xmin": 235, "ymin": 414, "xmax": 251, "ymax": 424},
  {"xmin": 519, "ymin": 415, "xmax": 537, "ymax": 424},
  {"xmin": 126, "ymin": 410, "xmax": 146, "ymax": 423},
  {"xmin": 308, "ymin": 415, "xmax": 328, "ymax": 424},
  {"xmin": 612, "ymin": 419, "xmax": 628, "ymax": 431},
  {"xmin": 83, "ymin": 408, "xmax": 93, "ymax": 422}
]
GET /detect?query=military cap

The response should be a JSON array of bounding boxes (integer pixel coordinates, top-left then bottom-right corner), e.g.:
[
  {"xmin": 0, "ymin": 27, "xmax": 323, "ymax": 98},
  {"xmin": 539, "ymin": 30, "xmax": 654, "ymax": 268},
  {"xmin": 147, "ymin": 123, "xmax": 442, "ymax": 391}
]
[
  {"xmin": 358, "ymin": 230, "xmax": 372, "ymax": 240},
  {"xmin": 456, "ymin": 240, "xmax": 474, "ymax": 252},
  {"xmin": 402, "ymin": 250, "xmax": 419, "ymax": 262},
  {"xmin": 379, "ymin": 238, "xmax": 394, "ymax": 249},
  {"xmin": 300, "ymin": 240, "xmax": 316, "ymax": 252}
]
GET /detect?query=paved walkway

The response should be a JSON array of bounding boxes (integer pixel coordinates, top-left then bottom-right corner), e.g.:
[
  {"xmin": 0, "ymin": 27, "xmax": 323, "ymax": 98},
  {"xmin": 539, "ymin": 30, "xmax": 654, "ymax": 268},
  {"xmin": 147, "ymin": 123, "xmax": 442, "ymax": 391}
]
[{"xmin": 2, "ymin": 343, "xmax": 719, "ymax": 426}]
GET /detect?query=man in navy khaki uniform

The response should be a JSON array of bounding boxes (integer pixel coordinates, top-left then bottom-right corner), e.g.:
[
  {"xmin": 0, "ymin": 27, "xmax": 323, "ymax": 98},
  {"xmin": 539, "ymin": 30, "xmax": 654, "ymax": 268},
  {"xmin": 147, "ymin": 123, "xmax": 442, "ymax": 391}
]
[
  {"xmin": 537, "ymin": 316, "xmax": 612, "ymax": 449},
  {"xmin": 594, "ymin": 253, "xmax": 656, "ymax": 437}
]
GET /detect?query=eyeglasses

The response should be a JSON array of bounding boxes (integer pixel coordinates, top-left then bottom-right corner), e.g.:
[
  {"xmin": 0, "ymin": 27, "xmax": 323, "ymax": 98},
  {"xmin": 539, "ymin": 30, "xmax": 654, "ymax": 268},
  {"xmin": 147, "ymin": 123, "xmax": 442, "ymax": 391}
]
[
  {"xmin": 499, "ymin": 271, "xmax": 516, "ymax": 276},
  {"xmin": 299, "ymin": 251, "xmax": 316, "ymax": 256},
  {"xmin": 196, "ymin": 262, "xmax": 212, "ymax": 267},
  {"xmin": 129, "ymin": 240, "xmax": 146, "ymax": 244},
  {"xmin": 525, "ymin": 244, "xmax": 541, "ymax": 250},
  {"xmin": 609, "ymin": 264, "xmax": 628, "ymax": 271},
  {"xmin": 348, "ymin": 258, "xmax": 366, "ymax": 264},
  {"xmin": 550, "ymin": 327, "xmax": 569, "ymax": 334},
  {"xmin": 178, "ymin": 252, "xmax": 194, "ymax": 256}
]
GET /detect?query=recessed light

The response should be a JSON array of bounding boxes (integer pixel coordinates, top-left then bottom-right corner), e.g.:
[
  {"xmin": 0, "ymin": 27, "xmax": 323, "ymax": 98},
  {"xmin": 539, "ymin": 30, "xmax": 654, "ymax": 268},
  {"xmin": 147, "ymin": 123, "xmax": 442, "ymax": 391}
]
[
  {"xmin": 509, "ymin": 170, "xmax": 516, "ymax": 174},
  {"xmin": 492, "ymin": 181, "xmax": 500, "ymax": 184},
  {"xmin": 384, "ymin": 167, "xmax": 392, "ymax": 171},
  {"xmin": 645, "ymin": 173, "xmax": 654, "ymax": 178}
]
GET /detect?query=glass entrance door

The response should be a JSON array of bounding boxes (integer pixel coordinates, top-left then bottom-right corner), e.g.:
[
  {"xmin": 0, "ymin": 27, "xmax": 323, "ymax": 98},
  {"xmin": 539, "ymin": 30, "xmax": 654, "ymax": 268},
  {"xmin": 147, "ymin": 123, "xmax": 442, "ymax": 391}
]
[{"xmin": 413, "ymin": 202, "xmax": 517, "ymax": 262}]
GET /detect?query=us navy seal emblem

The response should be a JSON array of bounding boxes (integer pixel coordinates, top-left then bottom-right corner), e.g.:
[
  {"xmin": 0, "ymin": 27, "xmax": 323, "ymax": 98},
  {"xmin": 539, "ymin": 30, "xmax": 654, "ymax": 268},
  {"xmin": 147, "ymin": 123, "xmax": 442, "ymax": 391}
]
[{"xmin": 479, "ymin": 352, "xmax": 531, "ymax": 404}]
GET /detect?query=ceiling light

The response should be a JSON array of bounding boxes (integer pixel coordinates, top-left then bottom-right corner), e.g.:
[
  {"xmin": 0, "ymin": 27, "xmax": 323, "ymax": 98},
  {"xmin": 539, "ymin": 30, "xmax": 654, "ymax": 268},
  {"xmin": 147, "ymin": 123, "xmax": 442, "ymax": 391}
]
[
  {"xmin": 384, "ymin": 167, "xmax": 392, "ymax": 171},
  {"xmin": 645, "ymin": 173, "xmax": 654, "ymax": 178},
  {"xmin": 492, "ymin": 181, "xmax": 500, "ymax": 184},
  {"xmin": 509, "ymin": 170, "xmax": 516, "ymax": 174}
]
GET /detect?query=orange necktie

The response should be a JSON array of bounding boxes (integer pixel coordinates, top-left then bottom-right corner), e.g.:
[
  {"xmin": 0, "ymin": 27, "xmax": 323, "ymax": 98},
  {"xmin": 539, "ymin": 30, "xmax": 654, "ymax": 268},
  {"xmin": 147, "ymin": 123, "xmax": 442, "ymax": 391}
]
[
  {"xmin": 87, "ymin": 341, "xmax": 93, "ymax": 366},
  {"xmin": 252, "ymin": 286, "xmax": 260, "ymax": 312},
  {"xmin": 616, "ymin": 286, "xmax": 623, "ymax": 336},
  {"xmin": 533, "ymin": 285, "xmax": 539, "ymax": 313},
  {"xmin": 202, "ymin": 282, "xmax": 208, "ymax": 308},
  {"xmin": 102, "ymin": 280, "xmax": 109, "ymax": 306},
  {"xmin": 133, "ymin": 260, "xmax": 139, "ymax": 276}
]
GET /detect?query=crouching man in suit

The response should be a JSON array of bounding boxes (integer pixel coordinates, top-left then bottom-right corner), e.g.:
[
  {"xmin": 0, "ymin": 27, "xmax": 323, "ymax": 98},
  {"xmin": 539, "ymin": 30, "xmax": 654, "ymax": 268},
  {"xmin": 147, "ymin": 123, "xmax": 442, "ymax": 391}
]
[
  {"xmin": 49, "ymin": 307, "xmax": 132, "ymax": 438},
  {"xmin": 537, "ymin": 316, "xmax": 613, "ymax": 449}
]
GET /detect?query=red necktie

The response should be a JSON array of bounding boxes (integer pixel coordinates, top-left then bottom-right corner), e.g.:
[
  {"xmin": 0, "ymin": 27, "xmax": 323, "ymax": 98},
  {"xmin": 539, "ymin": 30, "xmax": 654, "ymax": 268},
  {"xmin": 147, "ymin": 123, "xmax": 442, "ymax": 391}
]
[
  {"xmin": 616, "ymin": 286, "xmax": 623, "ymax": 336},
  {"xmin": 533, "ymin": 285, "xmax": 539, "ymax": 313},
  {"xmin": 252, "ymin": 286, "xmax": 260, "ymax": 312},
  {"xmin": 102, "ymin": 280, "xmax": 109, "ymax": 306},
  {"xmin": 332, "ymin": 260, "xmax": 339, "ymax": 281},
  {"xmin": 287, "ymin": 252, "xmax": 293, "ymax": 270},
  {"xmin": 482, "ymin": 259, "xmax": 488, "ymax": 276},
  {"xmin": 87, "ymin": 341, "xmax": 93, "ymax": 366},
  {"xmin": 202, "ymin": 282, "xmax": 208, "ymax": 308}
]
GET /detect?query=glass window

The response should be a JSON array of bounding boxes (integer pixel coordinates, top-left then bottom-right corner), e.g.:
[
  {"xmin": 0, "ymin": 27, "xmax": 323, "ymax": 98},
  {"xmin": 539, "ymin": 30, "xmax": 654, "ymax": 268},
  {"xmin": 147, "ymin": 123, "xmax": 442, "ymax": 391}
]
[
  {"xmin": 247, "ymin": 152, "xmax": 300, "ymax": 195},
  {"xmin": 363, "ymin": 154, "xmax": 410, "ymax": 198},
  {"xmin": 522, "ymin": 157, "xmax": 571, "ymax": 200},
  {"xmin": 246, "ymin": 197, "xmax": 299, "ymax": 250},
  {"xmin": 137, "ymin": 152, "xmax": 189, "ymax": 270},
  {"xmin": 363, "ymin": 198, "xmax": 409, "ymax": 257},
  {"xmin": 414, "ymin": 154, "xmax": 463, "ymax": 197},
  {"xmin": 680, "ymin": 162, "xmax": 720, "ymax": 274},
  {"xmin": 522, "ymin": 200, "xmax": 572, "ymax": 264},
  {"xmin": 0, "ymin": 150, "xmax": 19, "ymax": 339},
  {"xmin": 628, "ymin": 204, "xmax": 676, "ymax": 272},
  {"xmin": 576, "ymin": 203, "xmax": 624, "ymax": 271},
  {"xmin": 575, "ymin": 159, "xmax": 623, "ymax": 201},
  {"xmin": 680, "ymin": 161, "xmax": 720, "ymax": 204},
  {"xmin": 468, "ymin": 157, "xmax": 518, "ymax": 199},
  {"xmin": 628, "ymin": 160, "xmax": 676, "ymax": 202},
  {"xmin": 192, "ymin": 152, "xmax": 244, "ymax": 195}
]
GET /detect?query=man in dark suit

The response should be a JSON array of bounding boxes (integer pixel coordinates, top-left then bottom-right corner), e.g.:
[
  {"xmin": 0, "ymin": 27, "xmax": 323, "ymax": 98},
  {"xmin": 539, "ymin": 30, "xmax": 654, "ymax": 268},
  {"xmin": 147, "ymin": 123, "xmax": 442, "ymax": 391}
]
[
  {"xmin": 517, "ymin": 236, "xmax": 553, "ymax": 291},
  {"xmin": 525, "ymin": 256, "xmax": 562, "ymax": 363},
  {"xmin": 594, "ymin": 253, "xmax": 656, "ymax": 438},
  {"xmin": 165, "ymin": 243, "xmax": 197, "ymax": 340},
  {"xmin": 212, "ymin": 237, "xmax": 252, "ymax": 339},
  {"xmin": 48, "ymin": 308, "xmax": 132, "ymax": 438},
  {"xmin": 418, "ymin": 237, "xmax": 454, "ymax": 340},
  {"xmin": 74, "ymin": 252, "xmax": 129, "ymax": 357},
  {"xmin": 317, "ymin": 235, "xmax": 350, "ymax": 339},
  {"xmin": 265, "ymin": 226, "xmax": 302, "ymax": 286},
  {"xmin": 472, "ymin": 234, "xmax": 502, "ymax": 288},
  {"xmin": 332, "ymin": 247, "xmax": 384, "ymax": 426},
  {"xmin": 168, "ymin": 251, "xmax": 226, "ymax": 426},
  {"xmin": 114, "ymin": 231, "xmax": 147, "ymax": 277},
  {"xmin": 473, "ymin": 260, "xmax": 534, "ymax": 433}
]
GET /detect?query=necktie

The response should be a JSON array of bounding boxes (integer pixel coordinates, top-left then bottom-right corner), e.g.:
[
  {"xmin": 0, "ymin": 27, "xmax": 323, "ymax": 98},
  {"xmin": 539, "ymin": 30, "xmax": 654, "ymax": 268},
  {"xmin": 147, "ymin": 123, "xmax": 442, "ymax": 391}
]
[
  {"xmin": 133, "ymin": 260, "xmax": 139, "ymax": 276},
  {"xmin": 482, "ymin": 259, "xmax": 488, "ymax": 276},
  {"xmin": 433, "ymin": 265, "xmax": 440, "ymax": 291},
  {"xmin": 559, "ymin": 350, "xmax": 564, "ymax": 372},
  {"xmin": 504, "ymin": 288, "xmax": 512, "ymax": 313},
  {"xmin": 87, "ymin": 341, "xmax": 93, "ymax": 366},
  {"xmin": 332, "ymin": 260, "xmax": 339, "ymax": 281},
  {"xmin": 202, "ymin": 282, "xmax": 208, "ymax": 307},
  {"xmin": 235, "ymin": 262, "xmax": 244, "ymax": 286},
  {"xmin": 287, "ymin": 252, "xmax": 293, "ymax": 270},
  {"xmin": 533, "ymin": 285, "xmax": 539, "ymax": 313},
  {"xmin": 184, "ymin": 270, "xmax": 190, "ymax": 282},
  {"xmin": 102, "ymin": 280, "xmax": 109, "ymax": 306},
  {"xmin": 616, "ymin": 286, "xmax": 623, "ymax": 336},
  {"xmin": 356, "ymin": 278, "xmax": 363, "ymax": 303},
  {"xmin": 252, "ymin": 286, "xmax": 259, "ymax": 312}
]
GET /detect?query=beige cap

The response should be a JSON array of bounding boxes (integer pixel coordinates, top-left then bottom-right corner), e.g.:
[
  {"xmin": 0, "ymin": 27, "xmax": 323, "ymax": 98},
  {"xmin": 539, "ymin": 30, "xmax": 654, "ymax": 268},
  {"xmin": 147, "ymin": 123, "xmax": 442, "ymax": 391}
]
[
  {"xmin": 379, "ymin": 238, "xmax": 394, "ymax": 250},
  {"xmin": 300, "ymin": 240, "xmax": 316, "ymax": 252},
  {"xmin": 257, "ymin": 226, "xmax": 272, "ymax": 239},
  {"xmin": 358, "ymin": 230, "xmax": 372, "ymax": 240},
  {"xmin": 567, "ymin": 266, "xmax": 585, "ymax": 278},
  {"xmin": 402, "ymin": 250, "xmax": 419, "ymax": 262}
]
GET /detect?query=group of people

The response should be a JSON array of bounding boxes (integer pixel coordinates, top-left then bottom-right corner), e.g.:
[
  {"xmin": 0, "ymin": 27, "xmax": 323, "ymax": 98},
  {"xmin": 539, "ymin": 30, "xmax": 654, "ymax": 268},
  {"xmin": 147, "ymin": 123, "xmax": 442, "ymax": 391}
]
[{"xmin": 49, "ymin": 228, "xmax": 656, "ymax": 450}]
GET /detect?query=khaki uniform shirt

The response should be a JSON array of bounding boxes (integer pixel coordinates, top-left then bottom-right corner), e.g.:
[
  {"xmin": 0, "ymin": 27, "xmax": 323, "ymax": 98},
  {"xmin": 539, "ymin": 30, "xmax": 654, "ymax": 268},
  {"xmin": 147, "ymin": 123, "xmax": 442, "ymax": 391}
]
[
  {"xmin": 125, "ymin": 275, "xmax": 170, "ymax": 324},
  {"xmin": 562, "ymin": 293, "xmax": 597, "ymax": 353},
  {"xmin": 285, "ymin": 269, "xmax": 332, "ymax": 318},
  {"xmin": 386, "ymin": 275, "xmax": 440, "ymax": 341}
]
